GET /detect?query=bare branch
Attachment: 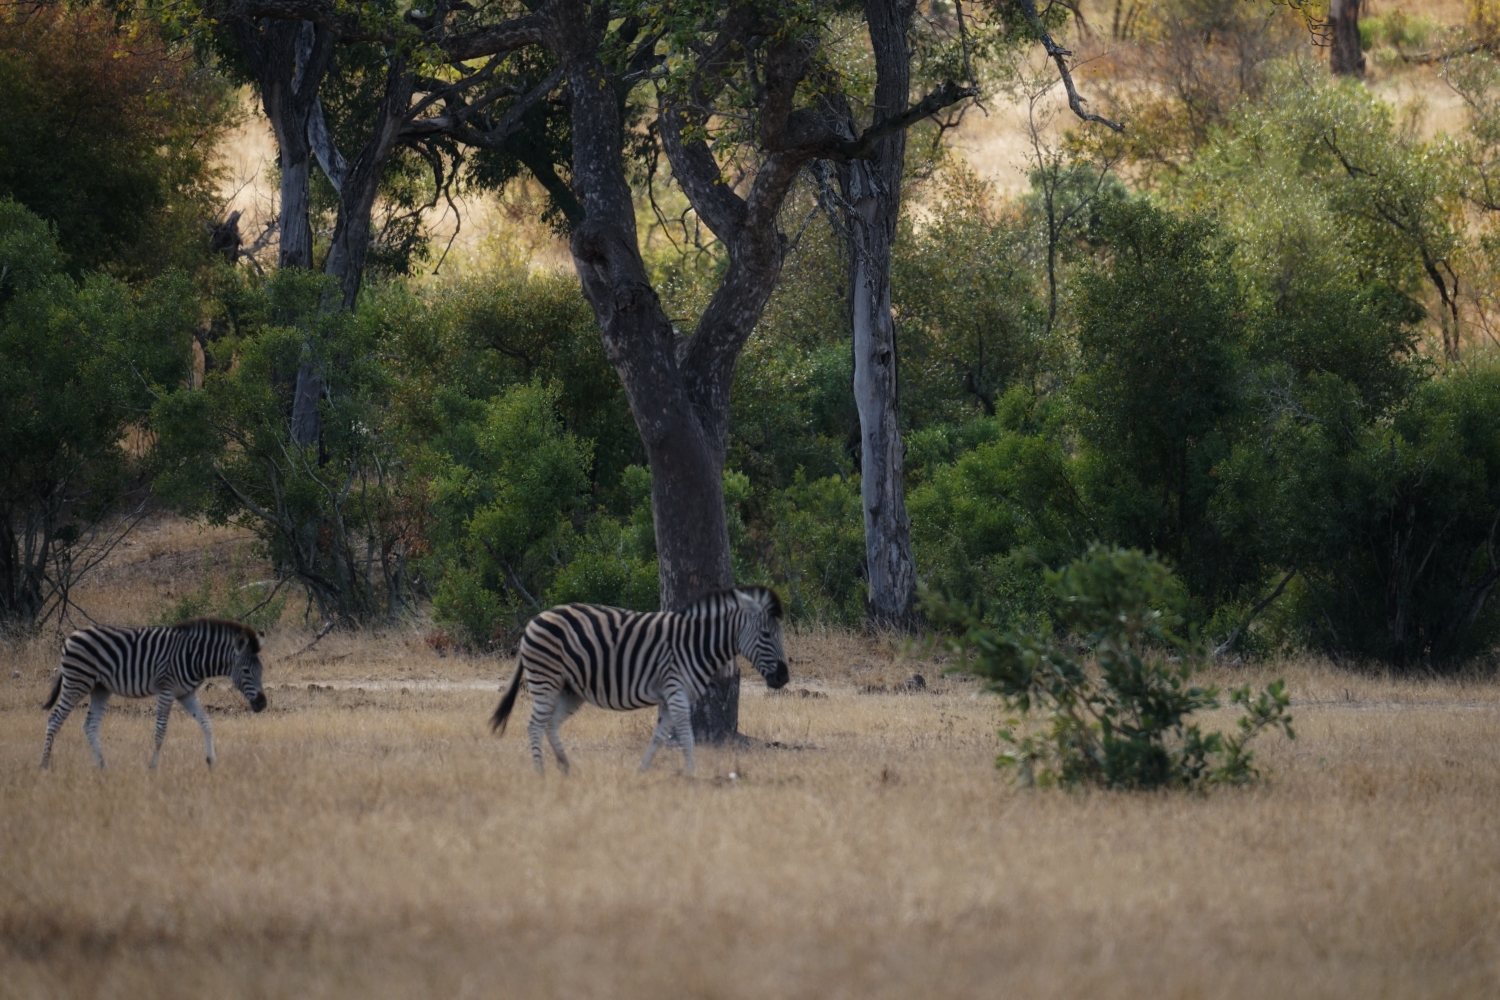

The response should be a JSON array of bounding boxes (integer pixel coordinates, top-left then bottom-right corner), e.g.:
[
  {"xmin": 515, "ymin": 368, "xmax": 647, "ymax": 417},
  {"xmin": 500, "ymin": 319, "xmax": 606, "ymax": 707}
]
[
  {"xmin": 821, "ymin": 79, "xmax": 979, "ymax": 160},
  {"xmin": 1014, "ymin": 0, "xmax": 1124, "ymax": 132}
]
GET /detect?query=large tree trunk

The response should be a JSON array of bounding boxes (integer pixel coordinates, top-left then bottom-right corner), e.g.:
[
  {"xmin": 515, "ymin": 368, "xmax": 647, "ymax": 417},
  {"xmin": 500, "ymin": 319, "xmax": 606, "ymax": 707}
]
[
  {"xmin": 552, "ymin": 19, "xmax": 734, "ymax": 610},
  {"xmin": 230, "ymin": 18, "xmax": 336, "ymax": 450},
  {"xmin": 231, "ymin": 19, "xmax": 335, "ymax": 269},
  {"xmin": 323, "ymin": 56, "xmax": 416, "ymax": 309},
  {"xmin": 546, "ymin": 3, "xmax": 801, "ymax": 742},
  {"xmin": 1329, "ymin": 0, "xmax": 1365, "ymax": 77},
  {"xmin": 842, "ymin": 0, "xmax": 919, "ymax": 630}
]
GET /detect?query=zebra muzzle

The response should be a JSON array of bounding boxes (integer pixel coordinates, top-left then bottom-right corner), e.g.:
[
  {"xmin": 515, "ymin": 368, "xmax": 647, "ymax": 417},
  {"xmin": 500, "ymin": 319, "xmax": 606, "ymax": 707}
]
[
  {"xmin": 250, "ymin": 693, "xmax": 268, "ymax": 713},
  {"xmin": 768, "ymin": 662, "xmax": 789, "ymax": 689}
]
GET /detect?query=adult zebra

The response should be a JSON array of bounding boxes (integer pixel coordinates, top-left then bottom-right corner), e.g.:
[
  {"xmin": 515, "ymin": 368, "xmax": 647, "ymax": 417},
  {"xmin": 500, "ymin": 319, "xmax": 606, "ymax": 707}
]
[
  {"xmin": 492, "ymin": 586, "xmax": 789, "ymax": 774},
  {"xmin": 40, "ymin": 617, "xmax": 268, "ymax": 770}
]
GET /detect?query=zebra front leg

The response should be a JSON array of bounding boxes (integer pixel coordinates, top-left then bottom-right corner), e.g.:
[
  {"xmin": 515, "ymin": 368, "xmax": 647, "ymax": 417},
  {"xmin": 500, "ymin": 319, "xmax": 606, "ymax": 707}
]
[
  {"xmin": 83, "ymin": 687, "xmax": 111, "ymax": 768},
  {"xmin": 665, "ymin": 687, "xmax": 696, "ymax": 775},
  {"xmin": 178, "ymin": 692, "xmax": 215, "ymax": 767},
  {"xmin": 40, "ymin": 681, "xmax": 88, "ymax": 769},
  {"xmin": 638, "ymin": 706, "xmax": 677, "ymax": 772},
  {"xmin": 148, "ymin": 690, "xmax": 175, "ymax": 769}
]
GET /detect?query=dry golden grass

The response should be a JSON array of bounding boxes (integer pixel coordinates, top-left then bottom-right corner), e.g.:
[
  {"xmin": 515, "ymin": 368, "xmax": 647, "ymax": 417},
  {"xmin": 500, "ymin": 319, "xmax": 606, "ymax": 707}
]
[{"xmin": 3, "ymin": 519, "xmax": 1499, "ymax": 998}]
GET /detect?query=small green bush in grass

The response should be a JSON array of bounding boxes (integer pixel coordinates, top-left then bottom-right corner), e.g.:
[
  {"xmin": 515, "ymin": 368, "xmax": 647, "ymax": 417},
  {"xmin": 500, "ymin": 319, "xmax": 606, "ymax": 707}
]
[{"xmin": 932, "ymin": 545, "xmax": 1294, "ymax": 790}]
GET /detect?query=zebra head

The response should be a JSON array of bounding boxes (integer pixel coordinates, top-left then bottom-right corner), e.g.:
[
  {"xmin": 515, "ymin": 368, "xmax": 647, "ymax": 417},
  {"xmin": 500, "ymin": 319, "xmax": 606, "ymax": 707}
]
[
  {"xmin": 734, "ymin": 587, "xmax": 789, "ymax": 689},
  {"xmin": 230, "ymin": 626, "xmax": 268, "ymax": 712}
]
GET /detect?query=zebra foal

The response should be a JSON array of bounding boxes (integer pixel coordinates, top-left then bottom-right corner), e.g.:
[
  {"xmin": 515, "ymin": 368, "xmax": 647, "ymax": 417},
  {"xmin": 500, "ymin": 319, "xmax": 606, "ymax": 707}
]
[
  {"xmin": 40, "ymin": 617, "xmax": 268, "ymax": 770},
  {"xmin": 491, "ymin": 586, "xmax": 789, "ymax": 774}
]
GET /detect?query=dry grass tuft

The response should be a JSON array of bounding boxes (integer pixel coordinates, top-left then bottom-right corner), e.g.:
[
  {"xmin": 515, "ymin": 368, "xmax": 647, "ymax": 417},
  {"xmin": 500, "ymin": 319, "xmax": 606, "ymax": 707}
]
[{"xmin": 3, "ymin": 517, "xmax": 1499, "ymax": 997}]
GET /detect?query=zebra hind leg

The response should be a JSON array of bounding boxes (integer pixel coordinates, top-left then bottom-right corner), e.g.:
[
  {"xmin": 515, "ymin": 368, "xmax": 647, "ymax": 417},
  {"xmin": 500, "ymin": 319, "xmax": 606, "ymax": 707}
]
[
  {"xmin": 148, "ymin": 690, "xmax": 175, "ymax": 769},
  {"xmin": 40, "ymin": 679, "xmax": 89, "ymax": 769},
  {"xmin": 178, "ymin": 692, "xmax": 215, "ymax": 766},
  {"xmin": 525, "ymin": 682, "xmax": 556, "ymax": 775},
  {"xmin": 546, "ymin": 690, "xmax": 583, "ymax": 775},
  {"xmin": 83, "ymin": 686, "xmax": 111, "ymax": 768}
]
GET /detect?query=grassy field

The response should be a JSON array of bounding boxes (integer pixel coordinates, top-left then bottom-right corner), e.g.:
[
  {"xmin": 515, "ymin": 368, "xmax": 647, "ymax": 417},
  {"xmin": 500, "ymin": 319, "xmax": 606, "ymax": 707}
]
[{"xmin": 2, "ymin": 517, "xmax": 1499, "ymax": 998}]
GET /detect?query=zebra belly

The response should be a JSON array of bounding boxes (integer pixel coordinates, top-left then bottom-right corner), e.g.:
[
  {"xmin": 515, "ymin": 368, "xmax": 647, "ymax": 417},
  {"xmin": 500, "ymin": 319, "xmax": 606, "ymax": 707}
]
[{"xmin": 95, "ymin": 674, "xmax": 165, "ymax": 699}]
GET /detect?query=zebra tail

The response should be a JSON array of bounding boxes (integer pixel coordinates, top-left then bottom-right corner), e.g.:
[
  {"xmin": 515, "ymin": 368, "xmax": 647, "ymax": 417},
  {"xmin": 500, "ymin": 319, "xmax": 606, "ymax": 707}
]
[
  {"xmin": 491, "ymin": 660, "xmax": 525, "ymax": 735},
  {"xmin": 41, "ymin": 670, "xmax": 62, "ymax": 711}
]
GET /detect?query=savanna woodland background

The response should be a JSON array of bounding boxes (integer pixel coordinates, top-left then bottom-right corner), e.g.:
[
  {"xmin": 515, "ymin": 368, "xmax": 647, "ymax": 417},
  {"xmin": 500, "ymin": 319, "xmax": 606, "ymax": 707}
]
[{"xmin": 3, "ymin": 0, "xmax": 1500, "ymax": 996}]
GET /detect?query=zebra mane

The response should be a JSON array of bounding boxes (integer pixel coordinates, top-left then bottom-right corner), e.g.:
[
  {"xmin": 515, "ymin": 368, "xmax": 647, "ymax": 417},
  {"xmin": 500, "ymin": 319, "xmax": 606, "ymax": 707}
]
[
  {"xmin": 685, "ymin": 586, "xmax": 783, "ymax": 620},
  {"xmin": 172, "ymin": 617, "xmax": 262, "ymax": 652}
]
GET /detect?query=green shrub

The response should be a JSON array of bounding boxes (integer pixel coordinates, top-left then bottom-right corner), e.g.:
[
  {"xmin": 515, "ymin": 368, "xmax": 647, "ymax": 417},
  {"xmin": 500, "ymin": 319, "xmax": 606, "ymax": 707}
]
[
  {"xmin": 2, "ymin": 200, "xmax": 195, "ymax": 630},
  {"xmin": 153, "ymin": 269, "xmax": 417, "ymax": 625},
  {"xmin": 425, "ymin": 380, "xmax": 594, "ymax": 647},
  {"xmin": 152, "ymin": 549, "xmax": 288, "ymax": 632},
  {"xmin": 546, "ymin": 465, "xmax": 659, "ymax": 611},
  {"xmin": 1360, "ymin": 10, "xmax": 1442, "ymax": 53},
  {"xmin": 1212, "ymin": 363, "xmax": 1500, "ymax": 667},
  {"xmin": 933, "ymin": 545, "xmax": 1295, "ymax": 790},
  {"xmin": 906, "ymin": 387, "xmax": 1087, "ymax": 631},
  {"xmin": 766, "ymin": 471, "xmax": 866, "ymax": 624}
]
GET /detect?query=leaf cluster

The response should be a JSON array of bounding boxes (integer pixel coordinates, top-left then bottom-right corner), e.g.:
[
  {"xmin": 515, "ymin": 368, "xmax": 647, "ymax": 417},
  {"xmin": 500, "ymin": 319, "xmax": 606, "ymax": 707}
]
[{"xmin": 932, "ymin": 545, "xmax": 1295, "ymax": 790}]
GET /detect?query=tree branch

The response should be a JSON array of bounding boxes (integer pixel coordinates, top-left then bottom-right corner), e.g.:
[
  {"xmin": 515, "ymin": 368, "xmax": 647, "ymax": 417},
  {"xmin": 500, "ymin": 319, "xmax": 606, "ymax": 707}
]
[
  {"xmin": 1214, "ymin": 567, "xmax": 1298, "ymax": 658},
  {"xmin": 1014, "ymin": 0, "xmax": 1124, "ymax": 132},
  {"xmin": 820, "ymin": 80, "xmax": 979, "ymax": 160}
]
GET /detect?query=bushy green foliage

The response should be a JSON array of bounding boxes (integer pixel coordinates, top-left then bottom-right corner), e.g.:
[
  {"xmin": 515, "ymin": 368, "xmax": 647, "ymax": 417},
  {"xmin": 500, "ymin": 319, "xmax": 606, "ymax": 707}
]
[
  {"xmin": 908, "ymin": 389, "xmax": 1083, "ymax": 632},
  {"xmin": 0, "ymin": 201, "xmax": 195, "ymax": 629},
  {"xmin": 1360, "ymin": 10, "xmax": 1443, "ymax": 55},
  {"xmin": 1170, "ymin": 64, "xmax": 1457, "ymax": 359},
  {"xmin": 154, "ymin": 270, "xmax": 420, "ymax": 624},
  {"xmin": 935, "ymin": 546, "xmax": 1295, "ymax": 789},
  {"xmin": 392, "ymin": 268, "xmax": 638, "ymax": 495},
  {"xmin": 152, "ymin": 548, "xmax": 288, "ymax": 632},
  {"xmin": 0, "ymin": 8, "xmax": 234, "ymax": 278},
  {"xmin": 426, "ymin": 381, "xmax": 593, "ymax": 646},
  {"xmin": 1072, "ymin": 196, "xmax": 1247, "ymax": 609},
  {"xmin": 895, "ymin": 177, "xmax": 1047, "ymax": 426},
  {"xmin": 764, "ymin": 471, "xmax": 866, "ymax": 624},
  {"xmin": 546, "ymin": 465, "xmax": 660, "ymax": 611},
  {"xmin": 1213, "ymin": 362, "xmax": 1500, "ymax": 665}
]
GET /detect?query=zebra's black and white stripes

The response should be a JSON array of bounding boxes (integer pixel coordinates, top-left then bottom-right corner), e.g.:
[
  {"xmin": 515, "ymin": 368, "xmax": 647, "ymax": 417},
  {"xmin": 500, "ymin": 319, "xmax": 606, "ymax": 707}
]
[
  {"xmin": 40, "ymin": 617, "xmax": 268, "ymax": 769},
  {"xmin": 491, "ymin": 587, "xmax": 789, "ymax": 774}
]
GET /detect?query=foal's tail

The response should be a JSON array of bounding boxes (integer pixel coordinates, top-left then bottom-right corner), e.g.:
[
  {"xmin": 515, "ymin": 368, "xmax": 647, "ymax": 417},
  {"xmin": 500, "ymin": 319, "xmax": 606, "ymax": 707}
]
[
  {"xmin": 41, "ymin": 670, "xmax": 62, "ymax": 711},
  {"xmin": 490, "ymin": 657, "xmax": 525, "ymax": 735}
]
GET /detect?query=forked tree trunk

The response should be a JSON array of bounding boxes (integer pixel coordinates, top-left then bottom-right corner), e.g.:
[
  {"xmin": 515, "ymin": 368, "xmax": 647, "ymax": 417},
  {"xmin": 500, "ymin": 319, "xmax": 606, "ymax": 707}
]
[
  {"xmin": 547, "ymin": 3, "xmax": 790, "ymax": 742},
  {"xmin": 1329, "ymin": 0, "xmax": 1365, "ymax": 77},
  {"xmin": 323, "ymin": 56, "xmax": 416, "ymax": 309},
  {"xmin": 232, "ymin": 19, "xmax": 335, "ymax": 270},
  {"xmin": 230, "ymin": 18, "xmax": 336, "ymax": 450},
  {"xmin": 540, "ymin": 0, "xmax": 968, "ymax": 734},
  {"xmin": 843, "ymin": 0, "xmax": 919, "ymax": 630}
]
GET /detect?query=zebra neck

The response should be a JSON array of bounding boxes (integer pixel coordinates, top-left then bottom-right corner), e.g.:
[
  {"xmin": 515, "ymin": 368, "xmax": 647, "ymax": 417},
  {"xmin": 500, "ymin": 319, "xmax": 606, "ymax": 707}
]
[
  {"xmin": 689, "ymin": 616, "xmax": 737, "ymax": 665},
  {"xmin": 180, "ymin": 633, "xmax": 234, "ymax": 682}
]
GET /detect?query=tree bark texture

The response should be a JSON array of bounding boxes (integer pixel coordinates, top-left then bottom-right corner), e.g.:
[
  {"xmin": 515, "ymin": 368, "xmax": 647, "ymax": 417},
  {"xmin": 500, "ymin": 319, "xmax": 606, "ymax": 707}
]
[
  {"xmin": 1329, "ymin": 0, "xmax": 1365, "ymax": 77},
  {"xmin": 548, "ymin": 10, "xmax": 735, "ymax": 614},
  {"xmin": 230, "ymin": 18, "xmax": 336, "ymax": 269},
  {"xmin": 843, "ymin": 0, "xmax": 919, "ymax": 630},
  {"xmin": 231, "ymin": 18, "xmax": 335, "ymax": 451},
  {"xmin": 323, "ymin": 54, "xmax": 416, "ymax": 309},
  {"xmin": 538, "ymin": 0, "xmax": 973, "ymax": 728},
  {"xmin": 543, "ymin": 2, "xmax": 815, "ymax": 740}
]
